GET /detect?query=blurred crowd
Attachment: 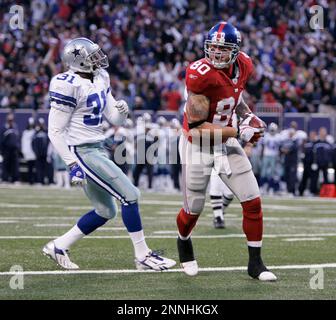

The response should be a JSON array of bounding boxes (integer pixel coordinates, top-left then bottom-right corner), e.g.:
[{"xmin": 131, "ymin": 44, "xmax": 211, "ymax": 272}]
[
  {"xmin": 1, "ymin": 0, "xmax": 336, "ymax": 113},
  {"xmin": 1, "ymin": 112, "xmax": 336, "ymax": 197}
]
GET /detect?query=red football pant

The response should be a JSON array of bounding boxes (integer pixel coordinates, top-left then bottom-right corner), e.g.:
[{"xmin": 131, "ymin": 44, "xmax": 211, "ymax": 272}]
[
  {"xmin": 241, "ymin": 197, "xmax": 263, "ymax": 242},
  {"xmin": 176, "ymin": 208, "xmax": 199, "ymax": 238}
]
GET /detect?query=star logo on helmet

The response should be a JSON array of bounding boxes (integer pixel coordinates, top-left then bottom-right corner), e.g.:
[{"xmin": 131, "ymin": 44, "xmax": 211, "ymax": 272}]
[{"xmin": 72, "ymin": 48, "xmax": 81, "ymax": 58}]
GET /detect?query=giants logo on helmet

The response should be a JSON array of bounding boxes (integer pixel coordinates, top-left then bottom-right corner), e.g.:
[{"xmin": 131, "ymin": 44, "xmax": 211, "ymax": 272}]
[{"xmin": 211, "ymin": 32, "xmax": 226, "ymax": 44}]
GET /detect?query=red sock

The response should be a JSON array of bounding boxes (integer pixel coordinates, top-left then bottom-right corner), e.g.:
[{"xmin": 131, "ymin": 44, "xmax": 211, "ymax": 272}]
[
  {"xmin": 241, "ymin": 197, "xmax": 263, "ymax": 242},
  {"xmin": 176, "ymin": 208, "xmax": 199, "ymax": 238}
]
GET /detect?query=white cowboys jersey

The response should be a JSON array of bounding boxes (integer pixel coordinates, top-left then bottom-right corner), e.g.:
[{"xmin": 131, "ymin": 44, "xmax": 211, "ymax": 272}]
[
  {"xmin": 262, "ymin": 133, "xmax": 281, "ymax": 157},
  {"xmin": 49, "ymin": 69, "xmax": 111, "ymax": 146}
]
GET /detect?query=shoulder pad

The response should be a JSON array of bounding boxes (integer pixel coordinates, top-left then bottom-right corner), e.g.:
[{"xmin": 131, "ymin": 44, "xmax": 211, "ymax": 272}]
[{"xmin": 186, "ymin": 60, "xmax": 213, "ymax": 94}]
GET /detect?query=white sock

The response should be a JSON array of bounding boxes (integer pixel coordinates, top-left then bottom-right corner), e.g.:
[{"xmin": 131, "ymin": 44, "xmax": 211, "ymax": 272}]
[
  {"xmin": 247, "ymin": 241, "xmax": 262, "ymax": 248},
  {"xmin": 129, "ymin": 230, "xmax": 150, "ymax": 260},
  {"xmin": 54, "ymin": 225, "xmax": 85, "ymax": 250},
  {"xmin": 210, "ymin": 195, "xmax": 223, "ymax": 219}
]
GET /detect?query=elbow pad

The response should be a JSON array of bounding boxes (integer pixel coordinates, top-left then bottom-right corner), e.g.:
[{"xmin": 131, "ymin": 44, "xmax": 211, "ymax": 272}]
[{"xmin": 188, "ymin": 120, "xmax": 206, "ymax": 129}]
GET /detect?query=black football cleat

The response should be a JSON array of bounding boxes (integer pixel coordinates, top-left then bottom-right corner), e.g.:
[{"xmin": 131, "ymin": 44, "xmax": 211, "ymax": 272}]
[{"xmin": 213, "ymin": 216, "xmax": 225, "ymax": 229}]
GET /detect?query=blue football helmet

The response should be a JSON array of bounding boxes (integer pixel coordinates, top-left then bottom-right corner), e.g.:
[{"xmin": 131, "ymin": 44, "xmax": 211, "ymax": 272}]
[{"xmin": 204, "ymin": 22, "xmax": 241, "ymax": 68}]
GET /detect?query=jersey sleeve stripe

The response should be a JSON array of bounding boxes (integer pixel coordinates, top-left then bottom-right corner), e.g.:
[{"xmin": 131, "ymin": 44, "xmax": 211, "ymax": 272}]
[
  {"xmin": 50, "ymin": 97, "xmax": 76, "ymax": 108},
  {"xmin": 49, "ymin": 91, "xmax": 77, "ymax": 104}
]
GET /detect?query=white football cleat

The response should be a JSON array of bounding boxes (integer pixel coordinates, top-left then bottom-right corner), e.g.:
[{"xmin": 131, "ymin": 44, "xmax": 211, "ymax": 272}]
[
  {"xmin": 42, "ymin": 241, "xmax": 79, "ymax": 270},
  {"xmin": 181, "ymin": 260, "xmax": 198, "ymax": 276},
  {"xmin": 135, "ymin": 251, "xmax": 176, "ymax": 271},
  {"xmin": 258, "ymin": 271, "xmax": 277, "ymax": 281}
]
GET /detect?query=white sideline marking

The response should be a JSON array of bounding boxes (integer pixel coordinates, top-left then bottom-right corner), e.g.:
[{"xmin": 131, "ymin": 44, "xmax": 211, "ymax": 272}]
[
  {"xmin": 1, "ymin": 263, "xmax": 336, "ymax": 276},
  {"xmin": 1, "ymin": 233, "xmax": 336, "ymax": 239},
  {"xmin": 283, "ymin": 237, "xmax": 325, "ymax": 242}
]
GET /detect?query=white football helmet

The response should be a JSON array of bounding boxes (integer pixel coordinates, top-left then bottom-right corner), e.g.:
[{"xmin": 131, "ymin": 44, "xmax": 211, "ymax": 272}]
[
  {"xmin": 62, "ymin": 37, "xmax": 108, "ymax": 73},
  {"xmin": 157, "ymin": 116, "xmax": 167, "ymax": 127},
  {"xmin": 268, "ymin": 122, "xmax": 278, "ymax": 135}
]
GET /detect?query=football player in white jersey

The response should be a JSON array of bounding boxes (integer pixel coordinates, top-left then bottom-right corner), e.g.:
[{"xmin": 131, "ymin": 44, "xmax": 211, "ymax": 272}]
[
  {"xmin": 260, "ymin": 123, "xmax": 281, "ymax": 195},
  {"xmin": 209, "ymin": 169, "xmax": 234, "ymax": 228},
  {"xmin": 43, "ymin": 38, "xmax": 176, "ymax": 271}
]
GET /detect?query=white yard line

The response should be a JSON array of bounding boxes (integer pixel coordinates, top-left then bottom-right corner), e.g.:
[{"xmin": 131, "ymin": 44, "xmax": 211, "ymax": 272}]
[
  {"xmin": 283, "ymin": 237, "xmax": 325, "ymax": 242},
  {"xmin": 0, "ymin": 217, "xmax": 79, "ymax": 220},
  {"xmin": 34, "ymin": 224, "xmax": 73, "ymax": 227},
  {"xmin": 33, "ymin": 224, "xmax": 126, "ymax": 230},
  {"xmin": 1, "ymin": 263, "xmax": 336, "ymax": 276},
  {"xmin": 1, "ymin": 233, "xmax": 336, "ymax": 239},
  {"xmin": 1, "ymin": 213, "xmax": 336, "ymax": 222},
  {"xmin": 0, "ymin": 203, "xmax": 91, "ymax": 210},
  {"xmin": 97, "ymin": 227, "xmax": 126, "ymax": 231},
  {"xmin": 0, "ymin": 221, "xmax": 19, "ymax": 224},
  {"xmin": 1, "ymin": 202, "xmax": 335, "ymax": 215}
]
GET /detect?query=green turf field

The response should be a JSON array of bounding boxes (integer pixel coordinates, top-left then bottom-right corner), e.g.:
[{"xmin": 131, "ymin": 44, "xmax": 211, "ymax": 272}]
[{"xmin": 0, "ymin": 185, "xmax": 335, "ymax": 300}]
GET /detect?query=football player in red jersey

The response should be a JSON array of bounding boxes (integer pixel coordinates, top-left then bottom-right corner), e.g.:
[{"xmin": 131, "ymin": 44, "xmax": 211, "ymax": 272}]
[{"xmin": 176, "ymin": 21, "xmax": 277, "ymax": 281}]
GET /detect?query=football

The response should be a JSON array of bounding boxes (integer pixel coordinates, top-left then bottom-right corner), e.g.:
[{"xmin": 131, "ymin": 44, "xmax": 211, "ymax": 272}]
[{"xmin": 249, "ymin": 115, "xmax": 266, "ymax": 129}]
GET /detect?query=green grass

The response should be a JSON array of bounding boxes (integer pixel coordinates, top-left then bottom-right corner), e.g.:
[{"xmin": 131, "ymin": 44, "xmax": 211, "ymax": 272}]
[{"xmin": 0, "ymin": 185, "xmax": 336, "ymax": 300}]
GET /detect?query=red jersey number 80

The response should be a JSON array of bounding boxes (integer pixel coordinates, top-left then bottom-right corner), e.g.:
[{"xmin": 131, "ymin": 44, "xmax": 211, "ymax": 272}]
[{"xmin": 190, "ymin": 61, "xmax": 211, "ymax": 75}]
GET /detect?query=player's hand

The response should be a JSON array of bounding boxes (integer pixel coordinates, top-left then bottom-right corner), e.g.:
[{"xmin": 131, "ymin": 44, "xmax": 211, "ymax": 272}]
[
  {"xmin": 239, "ymin": 125, "xmax": 264, "ymax": 143},
  {"xmin": 239, "ymin": 113, "xmax": 266, "ymax": 143},
  {"xmin": 69, "ymin": 163, "xmax": 86, "ymax": 186},
  {"xmin": 243, "ymin": 113, "xmax": 267, "ymax": 129},
  {"xmin": 115, "ymin": 100, "xmax": 129, "ymax": 115}
]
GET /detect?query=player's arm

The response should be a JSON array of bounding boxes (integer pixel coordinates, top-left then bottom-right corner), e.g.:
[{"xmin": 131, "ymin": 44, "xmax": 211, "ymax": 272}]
[
  {"xmin": 48, "ymin": 77, "xmax": 86, "ymax": 185},
  {"xmin": 186, "ymin": 92, "xmax": 237, "ymax": 139},
  {"xmin": 48, "ymin": 108, "xmax": 77, "ymax": 166},
  {"xmin": 235, "ymin": 96, "xmax": 252, "ymax": 120},
  {"xmin": 48, "ymin": 108, "xmax": 87, "ymax": 185},
  {"xmin": 48, "ymin": 77, "xmax": 78, "ymax": 167},
  {"xmin": 103, "ymin": 90, "xmax": 128, "ymax": 126}
]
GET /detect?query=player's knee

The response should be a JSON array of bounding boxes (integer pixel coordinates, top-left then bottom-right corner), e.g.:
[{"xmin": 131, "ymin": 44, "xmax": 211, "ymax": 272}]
[
  {"xmin": 186, "ymin": 181, "xmax": 207, "ymax": 214},
  {"xmin": 124, "ymin": 184, "xmax": 141, "ymax": 203},
  {"xmin": 95, "ymin": 203, "xmax": 118, "ymax": 220},
  {"xmin": 187, "ymin": 194, "xmax": 206, "ymax": 214},
  {"xmin": 241, "ymin": 197, "xmax": 262, "ymax": 220}
]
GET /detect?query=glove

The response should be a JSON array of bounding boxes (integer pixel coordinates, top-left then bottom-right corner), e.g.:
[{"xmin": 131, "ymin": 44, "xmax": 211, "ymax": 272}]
[
  {"xmin": 69, "ymin": 163, "xmax": 86, "ymax": 186},
  {"xmin": 239, "ymin": 113, "xmax": 266, "ymax": 143},
  {"xmin": 115, "ymin": 100, "xmax": 129, "ymax": 115}
]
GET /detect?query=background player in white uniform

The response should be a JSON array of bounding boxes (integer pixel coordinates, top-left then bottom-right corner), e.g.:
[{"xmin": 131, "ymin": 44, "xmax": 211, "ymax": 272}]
[
  {"xmin": 43, "ymin": 38, "xmax": 175, "ymax": 271},
  {"xmin": 209, "ymin": 169, "xmax": 234, "ymax": 228},
  {"xmin": 260, "ymin": 123, "xmax": 281, "ymax": 195}
]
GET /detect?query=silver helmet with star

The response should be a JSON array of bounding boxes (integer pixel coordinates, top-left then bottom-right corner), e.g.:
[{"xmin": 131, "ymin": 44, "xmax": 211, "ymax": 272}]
[{"xmin": 62, "ymin": 37, "xmax": 109, "ymax": 73}]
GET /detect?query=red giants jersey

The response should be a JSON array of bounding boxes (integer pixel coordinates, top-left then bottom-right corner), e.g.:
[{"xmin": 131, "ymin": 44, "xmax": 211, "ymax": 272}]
[{"xmin": 183, "ymin": 52, "xmax": 254, "ymax": 133}]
